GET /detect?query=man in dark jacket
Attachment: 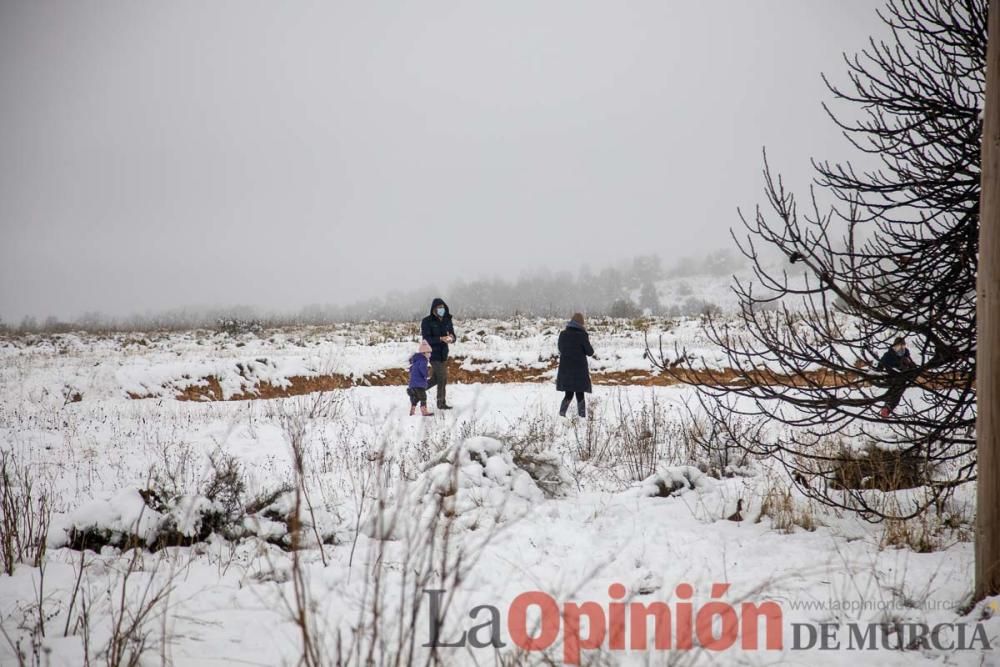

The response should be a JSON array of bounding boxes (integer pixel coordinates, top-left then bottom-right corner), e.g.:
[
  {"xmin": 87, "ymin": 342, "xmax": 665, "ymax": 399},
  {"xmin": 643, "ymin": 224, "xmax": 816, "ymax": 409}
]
[
  {"xmin": 421, "ymin": 297, "xmax": 456, "ymax": 409},
  {"xmin": 556, "ymin": 313, "xmax": 597, "ymax": 417},
  {"xmin": 878, "ymin": 336, "xmax": 916, "ymax": 418}
]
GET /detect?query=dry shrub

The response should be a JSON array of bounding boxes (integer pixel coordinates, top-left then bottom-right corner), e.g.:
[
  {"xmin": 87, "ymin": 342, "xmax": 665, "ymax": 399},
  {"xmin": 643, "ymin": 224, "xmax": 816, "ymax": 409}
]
[
  {"xmin": 758, "ymin": 482, "xmax": 816, "ymax": 534},
  {"xmin": 0, "ymin": 450, "xmax": 51, "ymax": 575},
  {"xmin": 672, "ymin": 404, "xmax": 754, "ymax": 478},
  {"xmin": 830, "ymin": 443, "xmax": 929, "ymax": 491},
  {"xmin": 569, "ymin": 406, "xmax": 609, "ymax": 462},
  {"xmin": 878, "ymin": 496, "xmax": 973, "ymax": 553},
  {"xmin": 881, "ymin": 516, "xmax": 939, "ymax": 553},
  {"xmin": 608, "ymin": 392, "xmax": 666, "ymax": 482},
  {"xmin": 202, "ymin": 451, "xmax": 246, "ymax": 517}
]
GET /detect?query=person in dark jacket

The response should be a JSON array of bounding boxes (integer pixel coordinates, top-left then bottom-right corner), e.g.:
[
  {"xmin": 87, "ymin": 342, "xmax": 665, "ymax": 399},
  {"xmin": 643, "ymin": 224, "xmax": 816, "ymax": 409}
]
[
  {"xmin": 421, "ymin": 297, "xmax": 456, "ymax": 409},
  {"xmin": 878, "ymin": 336, "xmax": 916, "ymax": 417},
  {"xmin": 407, "ymin": 340, "xmax": 434, "ymax": 416},
  {"xmin": 556, "ymin": 313, "xmax": 597, "ymax": 417}
]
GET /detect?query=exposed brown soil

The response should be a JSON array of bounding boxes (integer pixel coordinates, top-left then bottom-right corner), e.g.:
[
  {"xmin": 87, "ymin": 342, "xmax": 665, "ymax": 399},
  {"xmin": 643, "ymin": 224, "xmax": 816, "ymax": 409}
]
[
  {"xmin": 125, "ymin": 355, "xmax": 965, "ymax": 402},
  {"xmin": 138, "ymin": 359, "xmax": 563, "ymax": 401}
]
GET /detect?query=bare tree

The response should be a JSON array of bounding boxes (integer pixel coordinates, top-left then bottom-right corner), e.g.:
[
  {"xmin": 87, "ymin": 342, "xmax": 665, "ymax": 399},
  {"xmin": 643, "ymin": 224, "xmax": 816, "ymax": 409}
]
[{"xmin": 651, "ymin": 0, "xmax": 985, "ymax": 520}]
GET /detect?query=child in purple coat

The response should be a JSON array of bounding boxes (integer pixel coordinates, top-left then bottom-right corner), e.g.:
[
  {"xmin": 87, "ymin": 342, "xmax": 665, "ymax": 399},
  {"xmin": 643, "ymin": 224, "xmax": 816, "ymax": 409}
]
[{"xmin": 407, "ymin": 340, "xmax": 434, "ymax": 416}]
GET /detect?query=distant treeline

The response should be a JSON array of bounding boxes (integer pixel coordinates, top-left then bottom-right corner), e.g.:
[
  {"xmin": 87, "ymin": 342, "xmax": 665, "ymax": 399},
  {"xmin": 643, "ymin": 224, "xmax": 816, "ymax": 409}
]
[{"xmin": 1, "ymin": 250, "xmax": 745, "ymax": 334}]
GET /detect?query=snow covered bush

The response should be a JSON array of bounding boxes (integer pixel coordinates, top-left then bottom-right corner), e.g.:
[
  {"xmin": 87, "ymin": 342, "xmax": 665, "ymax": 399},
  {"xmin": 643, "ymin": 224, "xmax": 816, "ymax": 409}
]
[
  {"xmin": 53, "ymin": 487, "xmax": 233, "ymax": 551},
  {"xmin": 50, "ymin": 474, "xmax": 338, "ymax": 552},
  {"xmin": 56, "ymin": 488, "xmax": 174, "ymax": 550},
  {"xmin": 634, "ymin": 465, "xmax": 713, "ymax": 499},
  {"xmin": 501, "ymin": 413, "xmax": 573, "ymax": 497},
  {"xmin": 510, "ymin": 449, "xmax": 572, "ymax": 498},
  {"xmin": 242, "ymin": 489, "xmax": 340, "ymax": 548},
  {"xmin": 201, "ymin": 452, "xmax": 246, "ymax": 518},
  {"xmin": 216, "ymin": 317, "xmax": 263, "ymax": 336},
  {"xmin": 53, "ymin": 449, "xmax": 256, "ymax": 551},
  {"xmin": 364, "ymin": 436, "xmax": 544, "ymax": 539}
]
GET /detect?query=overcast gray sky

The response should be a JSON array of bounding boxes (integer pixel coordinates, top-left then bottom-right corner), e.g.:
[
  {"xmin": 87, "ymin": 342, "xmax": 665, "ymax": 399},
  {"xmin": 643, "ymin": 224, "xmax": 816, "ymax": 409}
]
[{"xmin": 0, "ymin": 0, "xmax": 880, "ymax": 320}]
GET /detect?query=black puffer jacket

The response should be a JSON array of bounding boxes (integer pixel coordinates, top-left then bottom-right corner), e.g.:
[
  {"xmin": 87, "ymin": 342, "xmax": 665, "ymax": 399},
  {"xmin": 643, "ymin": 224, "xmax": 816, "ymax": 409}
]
[
  {"xmin": 556, "ymin": 321, "xmax": 595, "ymax": 393},
  {"xmin": 420, "ymin": 298, "xmax": 455, "ymax": 362}
]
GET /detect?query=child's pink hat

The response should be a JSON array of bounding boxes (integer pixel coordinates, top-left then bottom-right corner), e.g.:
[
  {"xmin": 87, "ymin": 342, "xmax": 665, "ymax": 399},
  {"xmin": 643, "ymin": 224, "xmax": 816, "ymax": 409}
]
[{"xmin": 418, "ymin": 339, "xmax": 432, "ymax": 354}]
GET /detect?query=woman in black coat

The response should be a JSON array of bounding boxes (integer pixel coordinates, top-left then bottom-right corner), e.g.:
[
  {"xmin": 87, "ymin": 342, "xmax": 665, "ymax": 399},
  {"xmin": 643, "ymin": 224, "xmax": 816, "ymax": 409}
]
[{"xmin": 556, "ymin": 313, "xmax": 597, "ymax": 417}]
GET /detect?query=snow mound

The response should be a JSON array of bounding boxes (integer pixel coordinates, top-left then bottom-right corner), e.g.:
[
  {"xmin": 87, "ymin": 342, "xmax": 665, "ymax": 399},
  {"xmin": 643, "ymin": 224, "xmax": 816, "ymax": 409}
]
[
  {"xmin": 364, "ymin": 436, "xmax": 544, "ymax": 539},
  {"xmin": 51, "ymin": 488, "xmax": 246, "ymax": 550},
  {"xmin": 169, "ymin": 494, "xmax": 225, "ymax": 538},
  {"xmin": 49, "ymin": 482, "xmax": 342, "ymax": 552},
  {"xmin": 633, "ymin": 465, "xmax": 714, "ymax": 498},
  {"xmin": 512, "ymin": 449, "xmax": 573, "ymax": 498},
  {"xmin": 243, "ymin": 490, "xmax": 340, "ymax": 548},
  {"xmin": 51, "ymin": 488, "xmax": 167, "ymax": 549}
]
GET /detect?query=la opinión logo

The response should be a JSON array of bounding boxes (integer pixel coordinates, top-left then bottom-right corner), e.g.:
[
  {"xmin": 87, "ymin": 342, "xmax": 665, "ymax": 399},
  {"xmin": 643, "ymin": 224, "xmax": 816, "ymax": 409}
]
[
  {"xmin": 423, "ymin": 582, "xmax": 782, "ymax": 664},
  {"xmin": 422, "ymin": 583, "xmax": 994, "ymax": 665}
]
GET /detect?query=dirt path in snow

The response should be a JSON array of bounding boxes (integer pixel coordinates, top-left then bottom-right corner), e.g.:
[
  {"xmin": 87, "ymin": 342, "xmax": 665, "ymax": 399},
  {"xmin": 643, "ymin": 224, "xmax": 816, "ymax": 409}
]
[{"xmin": 127, "ymin": 357, "xmax": 862, "ymax": 401}]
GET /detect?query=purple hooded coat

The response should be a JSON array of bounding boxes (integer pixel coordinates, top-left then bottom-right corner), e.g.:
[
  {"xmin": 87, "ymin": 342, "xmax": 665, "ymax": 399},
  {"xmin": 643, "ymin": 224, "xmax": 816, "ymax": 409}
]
[{"xmin": 408, "ymin": 353, "xmax": 430, "ymax": 389}]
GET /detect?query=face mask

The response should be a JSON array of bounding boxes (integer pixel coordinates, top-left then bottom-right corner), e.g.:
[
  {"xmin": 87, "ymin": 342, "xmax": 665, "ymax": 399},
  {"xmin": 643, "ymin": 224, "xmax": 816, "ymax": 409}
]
[
  {"xmin": 896, "ymin": 347, "xmax": 906, "ymax": 356},
  {"xmin": 436, "ymin": 307, "xmax": 446, "ymax": 317}
]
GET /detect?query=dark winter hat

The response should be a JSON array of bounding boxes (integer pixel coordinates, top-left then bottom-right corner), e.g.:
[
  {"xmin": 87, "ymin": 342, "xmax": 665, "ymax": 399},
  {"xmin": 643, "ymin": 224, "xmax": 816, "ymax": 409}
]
[
  {"xmin": 571, "ymin": 313, "xmax": 585, "ymax": 326},
  {"xmin": 893, "ymin": 337, "xmax": 906, "ymax": 346}
]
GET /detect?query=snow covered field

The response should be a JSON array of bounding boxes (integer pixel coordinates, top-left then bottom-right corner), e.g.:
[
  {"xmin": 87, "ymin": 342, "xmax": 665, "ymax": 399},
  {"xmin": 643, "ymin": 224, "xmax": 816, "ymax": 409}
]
[
  {"xmin": 0, "ymin": 317, "xmax": 732, "ymax": 402},
  {"xmin": 0, "ymin": 323, "xmax": 997, "ymax": 666}
]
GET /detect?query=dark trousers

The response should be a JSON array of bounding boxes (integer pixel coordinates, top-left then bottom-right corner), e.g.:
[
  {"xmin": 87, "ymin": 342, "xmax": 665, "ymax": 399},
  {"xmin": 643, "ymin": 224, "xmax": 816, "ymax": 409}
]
[
  {"xmin": 560, "ymin": 391, "xmax": 586, "ymax": 416},
  {"xmin": 407, "ymin": 387, "xmax": 428, "ymax": 406},
  {"xmin": 426, "ymin": 360, "xmax": 448, "ymax": 407},
  {"xmin": 884, "ymin": 375, "xmax": 907, "ymax": 412}
]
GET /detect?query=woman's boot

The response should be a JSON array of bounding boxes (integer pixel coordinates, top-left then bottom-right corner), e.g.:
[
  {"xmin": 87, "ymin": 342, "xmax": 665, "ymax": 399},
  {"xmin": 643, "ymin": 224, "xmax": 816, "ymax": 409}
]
[{"xmin": 559, "ymin": 397, "xmax": 571, "ymax": 417}]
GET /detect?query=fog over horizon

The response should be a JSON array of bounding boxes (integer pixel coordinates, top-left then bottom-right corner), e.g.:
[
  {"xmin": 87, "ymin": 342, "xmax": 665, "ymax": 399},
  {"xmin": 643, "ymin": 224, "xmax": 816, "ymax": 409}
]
[{"xmin": 1, "ymin": 1, "xmax": 882, "ymax": 321}]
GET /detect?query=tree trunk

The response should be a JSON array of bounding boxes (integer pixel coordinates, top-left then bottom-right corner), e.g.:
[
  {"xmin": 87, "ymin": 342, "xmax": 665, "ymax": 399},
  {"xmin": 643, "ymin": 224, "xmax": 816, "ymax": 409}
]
[{"xmin": 977, "ymin": 0, "xmax": 1000, "ymax": 602}]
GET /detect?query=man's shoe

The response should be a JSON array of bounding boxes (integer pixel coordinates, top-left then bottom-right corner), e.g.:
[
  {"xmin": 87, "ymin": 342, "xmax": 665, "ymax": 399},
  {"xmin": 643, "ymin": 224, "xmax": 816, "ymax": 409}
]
[{"xmin": 438, "ymin": 404, "xmax": 453, "ymax": 410}]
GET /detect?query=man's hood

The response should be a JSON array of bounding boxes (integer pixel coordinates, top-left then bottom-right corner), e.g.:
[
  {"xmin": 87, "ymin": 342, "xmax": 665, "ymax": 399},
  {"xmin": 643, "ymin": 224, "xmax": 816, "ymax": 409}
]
[{"xmin": 430, "ymin": 298, "xmax": 450, "ymax": 317}]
